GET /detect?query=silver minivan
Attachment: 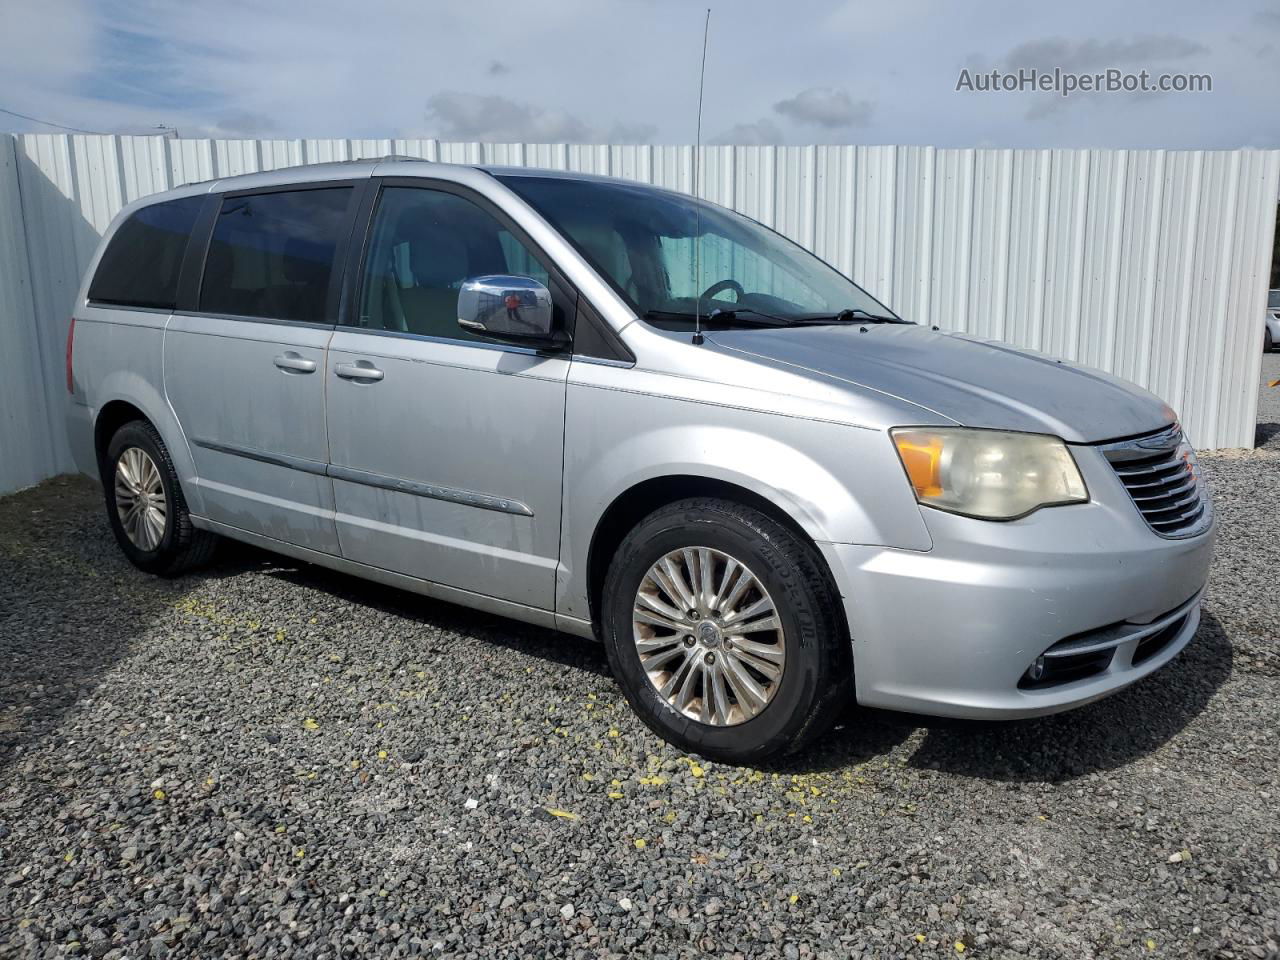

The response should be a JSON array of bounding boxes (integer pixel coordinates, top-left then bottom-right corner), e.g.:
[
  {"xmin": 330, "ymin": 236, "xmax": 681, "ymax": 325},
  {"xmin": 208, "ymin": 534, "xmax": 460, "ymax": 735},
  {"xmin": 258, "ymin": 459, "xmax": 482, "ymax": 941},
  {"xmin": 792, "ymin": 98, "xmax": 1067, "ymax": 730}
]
[{"xmin": 65, "ymin": 158, "xmax": 1215, "ymax": 761}]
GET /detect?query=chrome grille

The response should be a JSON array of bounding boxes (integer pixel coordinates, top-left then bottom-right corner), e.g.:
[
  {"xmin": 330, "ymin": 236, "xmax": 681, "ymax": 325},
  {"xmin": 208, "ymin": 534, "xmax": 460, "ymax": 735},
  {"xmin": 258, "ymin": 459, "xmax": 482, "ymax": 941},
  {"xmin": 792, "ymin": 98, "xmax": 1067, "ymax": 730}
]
[{"xmin": 1100, "ymin": 425, "xmax": 1210, "ymax": 539}]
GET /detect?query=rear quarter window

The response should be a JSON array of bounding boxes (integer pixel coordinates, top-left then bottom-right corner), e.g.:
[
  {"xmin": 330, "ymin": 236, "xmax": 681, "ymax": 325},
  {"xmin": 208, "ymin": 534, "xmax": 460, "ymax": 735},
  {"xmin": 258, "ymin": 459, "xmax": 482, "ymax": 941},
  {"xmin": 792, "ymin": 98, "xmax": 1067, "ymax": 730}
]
[{"xmin": 88, "ymin": 196, "xmax": 203, "ymax": 308}]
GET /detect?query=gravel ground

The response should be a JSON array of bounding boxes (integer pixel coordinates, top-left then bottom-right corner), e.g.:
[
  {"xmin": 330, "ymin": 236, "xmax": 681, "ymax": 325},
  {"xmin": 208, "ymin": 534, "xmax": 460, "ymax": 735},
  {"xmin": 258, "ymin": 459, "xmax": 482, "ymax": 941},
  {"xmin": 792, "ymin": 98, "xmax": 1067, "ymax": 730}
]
[{"xmin": 2, "ymin": 451, "xmax": 1278, "ymax": 958}]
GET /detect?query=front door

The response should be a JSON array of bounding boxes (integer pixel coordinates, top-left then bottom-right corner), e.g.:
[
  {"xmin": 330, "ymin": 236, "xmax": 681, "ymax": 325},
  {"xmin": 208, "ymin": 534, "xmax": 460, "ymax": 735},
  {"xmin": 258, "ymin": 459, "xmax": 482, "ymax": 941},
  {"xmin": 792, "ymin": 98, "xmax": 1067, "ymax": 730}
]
[
  {"xmin": 325, "ymin": 182, "xmax": 571, "ymax": 609},
  {"xmin": 165, "ymin": 183, "xmax": 360, "ymax": 554}
]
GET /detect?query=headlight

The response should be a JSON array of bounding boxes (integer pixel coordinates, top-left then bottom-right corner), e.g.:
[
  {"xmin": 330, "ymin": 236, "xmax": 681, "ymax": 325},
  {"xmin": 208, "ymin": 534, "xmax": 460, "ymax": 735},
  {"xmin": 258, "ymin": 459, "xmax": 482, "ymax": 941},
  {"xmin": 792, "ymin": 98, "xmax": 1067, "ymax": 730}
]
[{"xmin": 891, "ymin": 427, "xmax": 1088, "ymax": 520}]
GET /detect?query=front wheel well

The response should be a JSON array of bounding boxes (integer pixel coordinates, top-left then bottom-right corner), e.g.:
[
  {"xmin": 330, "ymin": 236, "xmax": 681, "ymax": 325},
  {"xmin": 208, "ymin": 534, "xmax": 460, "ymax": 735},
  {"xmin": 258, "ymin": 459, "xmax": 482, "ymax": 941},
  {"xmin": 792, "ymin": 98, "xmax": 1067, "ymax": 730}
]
[{"xmin": 585, "ymin": 476, "xmax": 845, "ymax": 634}]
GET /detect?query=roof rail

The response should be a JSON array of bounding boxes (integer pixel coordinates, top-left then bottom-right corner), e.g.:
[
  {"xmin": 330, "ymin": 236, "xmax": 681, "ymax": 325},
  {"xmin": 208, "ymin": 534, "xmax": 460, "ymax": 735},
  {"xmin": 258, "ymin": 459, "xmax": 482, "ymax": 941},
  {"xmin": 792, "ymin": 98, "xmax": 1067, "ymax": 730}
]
[
  {"xmin": 174, "ymin": 154, "xmax": 433, "ymax": 189},
  {"xmin": 353, "ymin": 154, "xmax": 431, "ymax": 163}
]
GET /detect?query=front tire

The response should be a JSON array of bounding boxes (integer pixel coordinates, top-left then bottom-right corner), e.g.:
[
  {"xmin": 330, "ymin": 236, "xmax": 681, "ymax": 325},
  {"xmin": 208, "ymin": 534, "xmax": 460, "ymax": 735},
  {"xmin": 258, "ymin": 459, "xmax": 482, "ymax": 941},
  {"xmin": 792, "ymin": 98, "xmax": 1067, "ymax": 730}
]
[
  {"xmin": 103, "ymin": 420, "xmax": 217, "ymax": 576},
  {"xmin": 601, "ymin": 498, "xmax": 851, "ymax": 763}
]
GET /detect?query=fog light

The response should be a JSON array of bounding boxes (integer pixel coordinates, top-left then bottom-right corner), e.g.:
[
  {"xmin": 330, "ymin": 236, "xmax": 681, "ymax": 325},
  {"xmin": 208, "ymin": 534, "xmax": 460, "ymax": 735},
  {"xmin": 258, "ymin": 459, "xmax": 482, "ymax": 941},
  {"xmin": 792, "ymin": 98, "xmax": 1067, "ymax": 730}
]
[{"xmin": 1026, "ymin": 655, "xmax": 1046, "ymax": 683}]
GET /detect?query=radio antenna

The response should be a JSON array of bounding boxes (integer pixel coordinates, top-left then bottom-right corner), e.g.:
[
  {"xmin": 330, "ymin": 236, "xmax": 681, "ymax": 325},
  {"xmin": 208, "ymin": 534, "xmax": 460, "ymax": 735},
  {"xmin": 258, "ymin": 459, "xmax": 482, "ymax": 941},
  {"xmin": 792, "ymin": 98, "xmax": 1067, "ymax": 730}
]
[{"xmin": 692, "ymin": 7, "xmax": 711, "ymax": 346}]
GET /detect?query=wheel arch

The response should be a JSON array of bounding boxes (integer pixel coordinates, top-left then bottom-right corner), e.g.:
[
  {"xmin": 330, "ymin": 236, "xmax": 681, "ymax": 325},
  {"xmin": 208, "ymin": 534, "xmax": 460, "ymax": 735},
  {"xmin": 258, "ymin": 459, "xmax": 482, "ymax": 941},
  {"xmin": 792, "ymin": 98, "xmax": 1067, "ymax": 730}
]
[
  {"xmin": 94, "ymin": 399, "xmax": 150, "ymax": 473},
  {"xmin": 89, "ymin": 373, "xmax": 204, "ymax": 516},
  {"xmin": 584, "ymin": 474, "xmax": 847, "ymax": 636}
]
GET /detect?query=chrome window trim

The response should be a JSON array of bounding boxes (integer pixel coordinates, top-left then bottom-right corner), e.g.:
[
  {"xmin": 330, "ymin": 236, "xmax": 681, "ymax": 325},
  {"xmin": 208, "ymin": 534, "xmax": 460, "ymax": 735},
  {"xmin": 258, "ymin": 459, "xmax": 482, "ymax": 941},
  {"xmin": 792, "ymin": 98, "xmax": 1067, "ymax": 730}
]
[
  {"xmin": 170, "ymin": 310, "xmax": 336, "ymax": 332},
  {"xmin": 336, "ymin": 325, "xmax": 547, "ymax": 358},
  {"xmin": 570, "ymin": 354, "xmax": 635, "ymax": 369},
  {"xmin": 341, "ymin": 324, "xmax": 633, "ymax": 367},
  {"xmin": 84, "ymin": 302, "xmax": 175, "ymax": 317}
]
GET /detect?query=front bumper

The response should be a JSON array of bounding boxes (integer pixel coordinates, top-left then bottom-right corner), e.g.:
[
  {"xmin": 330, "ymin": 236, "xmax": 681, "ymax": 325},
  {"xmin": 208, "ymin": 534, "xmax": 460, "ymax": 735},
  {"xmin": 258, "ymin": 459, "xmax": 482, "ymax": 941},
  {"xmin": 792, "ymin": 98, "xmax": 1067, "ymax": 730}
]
[{"xmin": 820, "ymin": 447, "xmax": 1215, "ymax": 719}]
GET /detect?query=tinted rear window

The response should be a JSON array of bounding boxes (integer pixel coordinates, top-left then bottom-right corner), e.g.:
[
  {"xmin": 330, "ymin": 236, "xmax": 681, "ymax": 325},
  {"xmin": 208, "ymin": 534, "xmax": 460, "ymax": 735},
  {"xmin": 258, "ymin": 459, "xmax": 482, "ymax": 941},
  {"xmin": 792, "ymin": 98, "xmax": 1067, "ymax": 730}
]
[
  {"xmin": 199, "ymin": 188, "xmax": 352, "ymax": 323},
  {"xmin": 88, "ymin": 196, "xmax": 203, "ymax": 308}
]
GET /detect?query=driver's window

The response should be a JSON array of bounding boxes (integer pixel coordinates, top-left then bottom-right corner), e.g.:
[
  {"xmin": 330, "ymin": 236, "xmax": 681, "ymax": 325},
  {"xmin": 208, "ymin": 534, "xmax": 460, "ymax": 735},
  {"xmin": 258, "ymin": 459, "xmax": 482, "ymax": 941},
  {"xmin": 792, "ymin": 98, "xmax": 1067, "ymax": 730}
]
[
  {"xmin": 357, "ymin": 187, "xmax": 550, "ymax": 340},
  {"xmin": 658, "ymin": 233, "xmax": 829, "ymax": 312}
]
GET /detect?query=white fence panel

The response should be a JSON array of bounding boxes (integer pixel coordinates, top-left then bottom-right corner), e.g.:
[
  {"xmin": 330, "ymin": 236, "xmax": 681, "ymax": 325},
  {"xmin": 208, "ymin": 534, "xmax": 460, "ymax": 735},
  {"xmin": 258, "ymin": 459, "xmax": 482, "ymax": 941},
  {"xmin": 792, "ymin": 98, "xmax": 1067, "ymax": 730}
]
[
  {"xmin": 0, "ymin": 137, "xmax": 55, "ymax": 493},
  {"xmin": 0, "ymin": 134, "xmax": 1276, "ymax": 495}
]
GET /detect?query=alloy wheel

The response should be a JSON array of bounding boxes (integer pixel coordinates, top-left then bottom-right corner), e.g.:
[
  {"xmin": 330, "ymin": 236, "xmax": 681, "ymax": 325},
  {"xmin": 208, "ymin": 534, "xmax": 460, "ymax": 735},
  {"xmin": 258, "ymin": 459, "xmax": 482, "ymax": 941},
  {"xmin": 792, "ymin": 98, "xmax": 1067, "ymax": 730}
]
[
  {"xmin": 114, "ymin": 447, "xmax": 167, "ymax": 551},
  {"xmin": 631, "ymin": 547, "xmax": 786, "ymax": 726}
]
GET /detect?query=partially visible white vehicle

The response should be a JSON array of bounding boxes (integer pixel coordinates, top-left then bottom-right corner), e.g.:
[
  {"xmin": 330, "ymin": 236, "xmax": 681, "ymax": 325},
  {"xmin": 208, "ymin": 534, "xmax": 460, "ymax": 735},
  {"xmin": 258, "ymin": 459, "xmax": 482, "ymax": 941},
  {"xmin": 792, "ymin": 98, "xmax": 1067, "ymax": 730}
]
[{"xmin": 1267, "ymin": 289, "xmax": 1280, "ymax": 352}]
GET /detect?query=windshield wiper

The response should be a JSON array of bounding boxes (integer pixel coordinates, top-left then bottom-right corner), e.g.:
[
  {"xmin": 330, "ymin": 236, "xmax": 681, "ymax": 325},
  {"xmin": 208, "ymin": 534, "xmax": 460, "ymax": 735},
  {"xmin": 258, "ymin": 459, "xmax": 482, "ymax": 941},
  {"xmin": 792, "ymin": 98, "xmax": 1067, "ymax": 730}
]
[
  {"xmin": 781, "ymin": 307, "xmax": 907, "ymax": 325},
  {"xmin": 644, "ymin": 308, "xmax": 792, "ymax": 328},
  {"xmin": 830, "ymin": 308, "xmax": 908, "ymax": 324},
  {"xmin": 645, "ymin": 305, "xmax": 907, "ymax": 329}
]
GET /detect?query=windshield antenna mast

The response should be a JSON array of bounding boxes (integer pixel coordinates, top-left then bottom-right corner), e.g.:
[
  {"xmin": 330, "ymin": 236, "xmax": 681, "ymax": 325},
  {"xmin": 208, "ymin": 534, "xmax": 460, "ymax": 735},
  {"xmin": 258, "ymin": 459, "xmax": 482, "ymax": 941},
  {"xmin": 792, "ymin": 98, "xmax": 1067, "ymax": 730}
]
[{"xmin": 692, "ymin": 7, "xmax": 711, "ymax": 346}]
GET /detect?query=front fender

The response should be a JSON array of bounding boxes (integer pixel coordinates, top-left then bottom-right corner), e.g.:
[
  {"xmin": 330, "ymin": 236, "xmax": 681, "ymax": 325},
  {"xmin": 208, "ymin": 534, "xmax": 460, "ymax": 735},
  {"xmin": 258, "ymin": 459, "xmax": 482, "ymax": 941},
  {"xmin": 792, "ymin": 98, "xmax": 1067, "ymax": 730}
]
[{"xmin": 557, "ymin": 378, "xmax": 932, "ymax": 621}]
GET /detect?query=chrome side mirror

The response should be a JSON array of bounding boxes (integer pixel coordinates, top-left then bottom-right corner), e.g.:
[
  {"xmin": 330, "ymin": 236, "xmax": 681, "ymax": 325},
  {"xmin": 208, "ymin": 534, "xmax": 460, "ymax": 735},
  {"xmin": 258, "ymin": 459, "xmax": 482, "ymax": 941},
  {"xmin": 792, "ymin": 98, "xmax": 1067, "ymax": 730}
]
[{"xmin": 457, "ymin": 275, "xmax": 562, "ymax": 347}]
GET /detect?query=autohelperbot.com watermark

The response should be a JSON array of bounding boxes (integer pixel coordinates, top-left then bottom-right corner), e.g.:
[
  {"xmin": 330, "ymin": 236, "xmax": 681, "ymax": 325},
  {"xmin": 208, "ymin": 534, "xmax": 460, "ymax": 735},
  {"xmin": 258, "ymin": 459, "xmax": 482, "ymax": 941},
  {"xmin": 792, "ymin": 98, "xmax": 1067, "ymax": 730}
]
[{"xmin": 955, "ymin": 67, "xmax": 1212, "ymax": 98}]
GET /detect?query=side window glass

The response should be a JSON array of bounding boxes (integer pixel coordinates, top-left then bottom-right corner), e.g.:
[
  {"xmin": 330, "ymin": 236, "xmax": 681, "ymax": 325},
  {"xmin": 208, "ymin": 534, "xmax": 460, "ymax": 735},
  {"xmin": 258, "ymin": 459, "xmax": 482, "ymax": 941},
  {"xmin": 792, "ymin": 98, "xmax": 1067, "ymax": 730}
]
[
  {"xmin": 200, "ymin": 187, "xmax": 351, "ymax": 322},
  {"xmin": 88, "ymin": 196, "xmax": 203, "ymax": 308},
  {"xmin": 498, "ymin": 230, "xmax": 550, "ymax": 288},
  {"xmin": 357, "ymin": 187, "xmax": 551, "ymax": 341}
]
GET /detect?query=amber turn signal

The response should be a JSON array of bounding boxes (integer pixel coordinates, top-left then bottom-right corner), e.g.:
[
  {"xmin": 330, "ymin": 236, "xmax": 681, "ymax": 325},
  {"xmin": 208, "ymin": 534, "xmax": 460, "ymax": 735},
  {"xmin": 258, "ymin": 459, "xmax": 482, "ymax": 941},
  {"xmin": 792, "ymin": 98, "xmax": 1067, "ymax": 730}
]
[{"xmin": 892, "ymin": 432, "xmax": 945, "ymax": 499}]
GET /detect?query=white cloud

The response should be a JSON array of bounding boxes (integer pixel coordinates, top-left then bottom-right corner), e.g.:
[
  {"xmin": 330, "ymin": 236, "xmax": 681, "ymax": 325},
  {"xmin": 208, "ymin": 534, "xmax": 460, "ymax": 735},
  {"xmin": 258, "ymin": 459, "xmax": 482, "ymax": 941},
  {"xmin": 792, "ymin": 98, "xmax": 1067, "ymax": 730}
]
[
  {"xmin": 773, "ymin": 88, "xmax": 872, "ymax": 128},
  {"xmin": 420, "ymin": 93, "xmax": 657, "ymax": 144},
  {"xmin": 425, "ymin": 92, "xmax": 593, "ymax": 142},
  {"xmin": 0, "ymin": 0, "xmax": 98, "ymax": 130},
  {"xmin": 711, "ymin": 118, "xmax": 784, "ymax": 145},
  {"xmin": 1005, "ymin": 35, "xmax": 1208, "ymax": 71},
  {"xmin": 606, "ymin": 122, "xmax": 658, "ymax": 144},
  {"xmin": 0, "ymin": 0, "xmax": 94, "ymax": 84}
]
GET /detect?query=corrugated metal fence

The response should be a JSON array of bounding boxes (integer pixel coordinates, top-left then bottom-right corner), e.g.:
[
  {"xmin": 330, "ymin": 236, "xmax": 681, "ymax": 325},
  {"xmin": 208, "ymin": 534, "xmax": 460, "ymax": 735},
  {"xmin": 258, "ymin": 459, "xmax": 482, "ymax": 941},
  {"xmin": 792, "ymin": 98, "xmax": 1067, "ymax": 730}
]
[{"xmin": 1, "ymin": 134, "xmax": 1277, "ymax": 494}]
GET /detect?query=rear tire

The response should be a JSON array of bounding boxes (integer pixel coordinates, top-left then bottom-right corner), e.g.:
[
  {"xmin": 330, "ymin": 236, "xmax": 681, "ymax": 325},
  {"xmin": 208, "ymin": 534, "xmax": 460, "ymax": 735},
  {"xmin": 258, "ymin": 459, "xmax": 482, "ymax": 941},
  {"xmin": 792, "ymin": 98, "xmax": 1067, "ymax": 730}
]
[
  {"xmin": 601, "ymin": 497, "xmax": 851, "ymax": 763},
  {"xmin": 103, "ymin": 420, "xmax": 217, "ymax": 576}
]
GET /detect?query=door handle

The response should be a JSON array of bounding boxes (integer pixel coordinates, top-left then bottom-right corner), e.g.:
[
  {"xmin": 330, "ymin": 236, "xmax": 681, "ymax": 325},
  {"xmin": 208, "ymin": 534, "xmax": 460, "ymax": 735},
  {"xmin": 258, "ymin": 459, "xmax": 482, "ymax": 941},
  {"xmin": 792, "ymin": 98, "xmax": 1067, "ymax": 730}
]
[
  {"xmin": 334, "ymin": 361, "xmax": 384, "ymax": 382},
  {"xmin": 273, "ymin": 352, "xmax": 317, "ymax": 374}
]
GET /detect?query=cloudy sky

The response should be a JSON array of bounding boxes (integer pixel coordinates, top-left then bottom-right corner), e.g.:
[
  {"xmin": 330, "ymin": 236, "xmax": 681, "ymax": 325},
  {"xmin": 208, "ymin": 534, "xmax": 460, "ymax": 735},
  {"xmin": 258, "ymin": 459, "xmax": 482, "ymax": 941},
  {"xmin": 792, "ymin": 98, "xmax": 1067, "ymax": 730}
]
[{"xmin": 1, "ymin": 0, "xmax": 1277, "ymax": 148}]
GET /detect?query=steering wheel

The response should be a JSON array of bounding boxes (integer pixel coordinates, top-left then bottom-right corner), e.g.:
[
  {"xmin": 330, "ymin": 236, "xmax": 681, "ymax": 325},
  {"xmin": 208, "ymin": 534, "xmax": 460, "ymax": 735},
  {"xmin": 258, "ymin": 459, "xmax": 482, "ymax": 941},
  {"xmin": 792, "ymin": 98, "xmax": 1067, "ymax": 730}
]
[{"xmin": 700, "ymin": 279, "xmax": 744, "ymax": 304}]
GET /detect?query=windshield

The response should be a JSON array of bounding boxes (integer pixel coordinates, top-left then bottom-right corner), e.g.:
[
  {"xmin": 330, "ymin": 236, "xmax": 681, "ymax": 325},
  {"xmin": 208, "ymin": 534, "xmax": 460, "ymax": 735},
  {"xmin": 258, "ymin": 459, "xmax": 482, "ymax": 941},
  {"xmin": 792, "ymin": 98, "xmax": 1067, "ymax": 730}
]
[
  {"xmin": 1270, "ymin": 290, "xmax": 1280, "ymax": 310},
  {"xmin": 497, "ymin": 175, "xmax": 897, "ymax": 328}
]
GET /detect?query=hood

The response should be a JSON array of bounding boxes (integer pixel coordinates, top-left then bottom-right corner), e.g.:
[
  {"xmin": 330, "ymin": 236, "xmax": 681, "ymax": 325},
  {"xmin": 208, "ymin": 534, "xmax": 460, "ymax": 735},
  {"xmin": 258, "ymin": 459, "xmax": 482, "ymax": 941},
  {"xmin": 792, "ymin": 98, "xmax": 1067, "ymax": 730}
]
[{"xmin": 709, "ymin": 324, "xmax": 1174, "ymax": 443}]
